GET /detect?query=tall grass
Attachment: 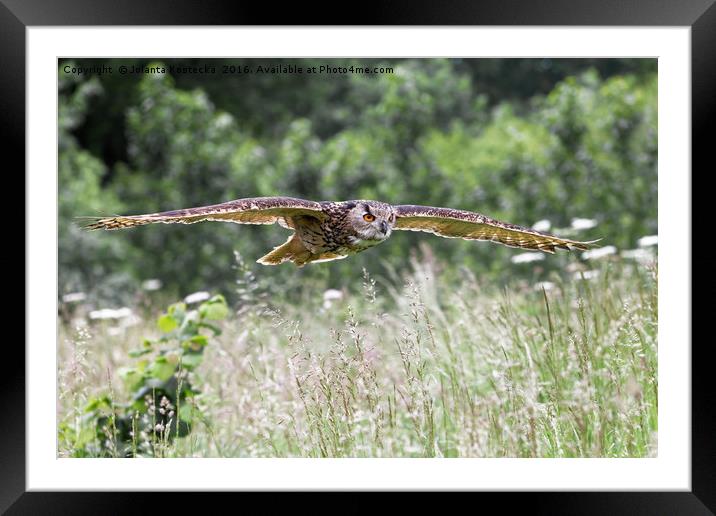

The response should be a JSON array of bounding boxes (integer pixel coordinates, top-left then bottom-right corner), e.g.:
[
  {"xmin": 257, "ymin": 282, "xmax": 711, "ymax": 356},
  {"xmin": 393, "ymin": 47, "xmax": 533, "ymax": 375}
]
[{"xmin": 58, "ymin": 252, "xmax": 657, "ymax": 458}]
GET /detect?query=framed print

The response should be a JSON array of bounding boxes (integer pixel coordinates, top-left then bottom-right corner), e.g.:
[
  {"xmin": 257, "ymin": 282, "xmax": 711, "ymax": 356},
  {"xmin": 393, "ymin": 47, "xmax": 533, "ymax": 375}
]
[{"xmin": 6, "ymin": 0, "xmax": 713, "ymax": 512}]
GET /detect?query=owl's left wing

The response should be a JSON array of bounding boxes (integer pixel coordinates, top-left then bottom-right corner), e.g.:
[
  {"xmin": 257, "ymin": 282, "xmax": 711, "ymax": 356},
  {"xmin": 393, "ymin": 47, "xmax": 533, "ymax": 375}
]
[{"xmin": 393, "ymin": 205, "xmax": 598, "ymax": 253}]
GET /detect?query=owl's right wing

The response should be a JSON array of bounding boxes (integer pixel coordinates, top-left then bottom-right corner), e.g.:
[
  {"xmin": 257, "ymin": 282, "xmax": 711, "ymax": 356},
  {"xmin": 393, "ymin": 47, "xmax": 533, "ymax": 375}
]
[
  {"xmin": 82, "ymin": 196, "xmax": 327, "ymax": 231},
  {"xmin": 393, "ymin": 205, "xmax": 598, "ymax": 253}
]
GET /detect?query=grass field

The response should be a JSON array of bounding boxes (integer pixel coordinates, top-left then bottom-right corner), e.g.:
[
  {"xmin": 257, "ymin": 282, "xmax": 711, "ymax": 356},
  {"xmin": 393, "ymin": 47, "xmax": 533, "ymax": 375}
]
[{"xmin": 58, "ymin": 250, "xmax": 657, "ymax": 458}]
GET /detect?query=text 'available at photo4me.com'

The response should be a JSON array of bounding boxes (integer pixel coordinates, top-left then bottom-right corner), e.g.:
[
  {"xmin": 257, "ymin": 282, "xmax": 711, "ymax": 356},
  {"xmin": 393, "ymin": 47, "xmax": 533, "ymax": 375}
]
[{"xmin": 62, "ymin": 62, "xmax": 396, "ymax": 77}]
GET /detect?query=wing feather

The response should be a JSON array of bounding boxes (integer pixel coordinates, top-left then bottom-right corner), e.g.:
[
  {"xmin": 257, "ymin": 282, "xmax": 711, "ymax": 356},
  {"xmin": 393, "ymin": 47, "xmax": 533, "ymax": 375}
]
[
  {"xmin": 83, "ymin": 197, "xmax": 326, "ymax": 231},
  {"xmin": 393, "ymin": 205, "xmax": 598, "ymax": 253}
]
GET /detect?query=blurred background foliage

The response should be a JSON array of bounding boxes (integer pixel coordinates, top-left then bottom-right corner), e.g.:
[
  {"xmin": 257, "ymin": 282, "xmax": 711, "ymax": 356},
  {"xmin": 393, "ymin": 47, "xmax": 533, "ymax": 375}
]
[{"xmin": 59, "ymin": 58, "xmax": 656, "ymax": 305}]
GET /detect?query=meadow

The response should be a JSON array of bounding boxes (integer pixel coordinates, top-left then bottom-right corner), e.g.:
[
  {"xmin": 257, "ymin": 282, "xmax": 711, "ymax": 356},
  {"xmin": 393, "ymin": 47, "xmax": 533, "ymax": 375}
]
[
  {"xmin": 57, "ymin": 58, "xmax": 657, "ymax": 458},
  {"xmin": 58, "ymin": 248, "xmax": 657, "ymax": 458}
]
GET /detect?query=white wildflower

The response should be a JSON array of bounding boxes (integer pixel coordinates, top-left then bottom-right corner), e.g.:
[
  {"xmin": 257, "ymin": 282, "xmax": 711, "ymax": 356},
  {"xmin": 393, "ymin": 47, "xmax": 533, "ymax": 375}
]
[
  {"xmin": 322, "ymin": 289, "xmax": 343, "ymax": 309},
  {"xmin": 89, "ymin": 307, "xmax": 132, "ymax": 320},
  {"xmin": 582, "ymin": 245, "xmax": 617, "ymax": 260},
  {"xmin": 571, "ymin": 218, "xmax": 598, "ymax": 230},
  {"xmin": 323, "ymin": 289, "xmax": 343, "ymax": 301},
  {"xmin": 141, "ymin": 279, "xmax": 162, "ymax": 291},
  {"xmin": 638, "ymin": 235, "xmax": 658, "ymax": 247},
  {"xmin": 184, "ymin": 291, "xmax": 211, "ymax": 304},
  {"xmin": 62, "ymin": 292, "xmax": 86, "ymax": 303},
  {"xmin": 532, "ymin": 219, "xmax": 551, "ymax": 232},
  {"xmin": 511, "ymin": 252, "xmax": 545, "ymax": 264}
]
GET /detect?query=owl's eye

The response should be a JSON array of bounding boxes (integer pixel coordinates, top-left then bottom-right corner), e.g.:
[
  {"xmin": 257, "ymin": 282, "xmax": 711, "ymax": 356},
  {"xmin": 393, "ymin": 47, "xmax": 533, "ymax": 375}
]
[{"xmin": 363, "ymin": 213, "xmax": 376, "ymax": 222}]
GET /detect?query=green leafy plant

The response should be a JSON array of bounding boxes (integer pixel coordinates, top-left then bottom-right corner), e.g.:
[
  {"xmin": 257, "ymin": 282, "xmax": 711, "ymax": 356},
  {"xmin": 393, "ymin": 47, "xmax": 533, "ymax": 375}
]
[{"xmin": 64, "ymin": 294, "xmax": 229, "ymax": 457}]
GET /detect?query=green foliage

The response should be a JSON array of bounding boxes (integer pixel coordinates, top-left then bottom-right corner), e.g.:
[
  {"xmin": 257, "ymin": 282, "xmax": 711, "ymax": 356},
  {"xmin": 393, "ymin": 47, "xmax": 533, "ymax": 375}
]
[
  {"xmin": 537, "ymin": 71, "xmax": 658, "ymax": 248},
  {"xmin": 57, "ymin": 59, "xmax": 658, "ymax": 458},
  {"xmin": 58, "ymin": 66, "xmax": 135, "ymax": 302},
  {"xmin": 60, "ymin": 294, "xmax": 229, "ymax": 457},
  {"xmin": 58, "ymin": 255, "xmax": 658, "ymax": 458},
  {"xmin": 59, "ymin": 58, "xmax": 657, "ymax": 303}
]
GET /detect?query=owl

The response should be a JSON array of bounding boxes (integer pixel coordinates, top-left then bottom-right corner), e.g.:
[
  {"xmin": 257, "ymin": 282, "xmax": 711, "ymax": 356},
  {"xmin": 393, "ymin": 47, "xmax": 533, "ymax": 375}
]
[{"xmin": 84, "ymin": 196, "xmax": 598, "ymax": 266}]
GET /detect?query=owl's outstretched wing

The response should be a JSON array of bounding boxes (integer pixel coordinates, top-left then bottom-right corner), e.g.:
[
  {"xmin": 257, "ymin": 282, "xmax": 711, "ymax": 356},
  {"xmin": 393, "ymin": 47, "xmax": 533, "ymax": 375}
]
[
  {"xmin": 393, "ymin": 205, "xmax": 598, "ymax": 253},
  {"xmin": 82, "ymin": 196, "xmax": 327, "ymax": 230}
]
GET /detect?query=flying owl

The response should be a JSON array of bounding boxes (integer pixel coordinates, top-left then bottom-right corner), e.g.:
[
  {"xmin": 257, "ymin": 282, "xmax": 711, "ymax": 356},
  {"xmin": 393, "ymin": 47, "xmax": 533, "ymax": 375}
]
[{"xmin": 84, "ymin": 196, "xmax": 598, "ymax": 266}]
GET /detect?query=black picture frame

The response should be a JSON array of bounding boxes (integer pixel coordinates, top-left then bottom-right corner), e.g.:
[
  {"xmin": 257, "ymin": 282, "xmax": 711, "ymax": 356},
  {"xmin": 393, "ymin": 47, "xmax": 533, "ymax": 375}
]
[{"xmin": 6, "ymin": 0, "xmax": 712, "ymax": 513}]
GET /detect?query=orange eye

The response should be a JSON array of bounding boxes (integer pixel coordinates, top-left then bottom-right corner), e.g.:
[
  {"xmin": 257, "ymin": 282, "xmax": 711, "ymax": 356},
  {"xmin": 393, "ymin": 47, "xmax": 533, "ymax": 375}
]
[{"xmin": 363, "ymin": 213, "xmax": 375, "ymax": 222}]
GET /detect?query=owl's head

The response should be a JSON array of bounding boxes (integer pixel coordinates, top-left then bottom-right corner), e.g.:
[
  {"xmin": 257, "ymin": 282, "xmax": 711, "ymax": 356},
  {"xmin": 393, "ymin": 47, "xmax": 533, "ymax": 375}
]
[{"xmin": 346, "ymin": 201, "xmax": 396, "ymax": 241}]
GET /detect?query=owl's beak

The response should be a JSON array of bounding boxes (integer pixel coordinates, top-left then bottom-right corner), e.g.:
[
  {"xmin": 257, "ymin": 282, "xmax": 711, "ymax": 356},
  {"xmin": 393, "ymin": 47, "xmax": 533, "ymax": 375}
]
[{"xmin": 380, "ymin": 221, "xmax": 388, "ymax": 234}]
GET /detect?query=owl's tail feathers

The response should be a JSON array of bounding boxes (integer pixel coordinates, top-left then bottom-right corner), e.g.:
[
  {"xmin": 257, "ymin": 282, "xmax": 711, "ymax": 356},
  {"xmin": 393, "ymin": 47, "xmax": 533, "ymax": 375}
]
[
  {"xmin": 257, "ymin": 235, "xmax": 349, "ymax": 266},
  {"xmin": 257, "ymin": 234, "xmax": 314, "ymax": 267}
]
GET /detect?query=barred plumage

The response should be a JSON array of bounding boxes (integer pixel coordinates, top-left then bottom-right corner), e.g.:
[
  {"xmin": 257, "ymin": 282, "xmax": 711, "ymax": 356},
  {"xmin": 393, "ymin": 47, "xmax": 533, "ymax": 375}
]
[{"xmin": 83, "ymin": 196, "xmax": 598, "ymax": 266}]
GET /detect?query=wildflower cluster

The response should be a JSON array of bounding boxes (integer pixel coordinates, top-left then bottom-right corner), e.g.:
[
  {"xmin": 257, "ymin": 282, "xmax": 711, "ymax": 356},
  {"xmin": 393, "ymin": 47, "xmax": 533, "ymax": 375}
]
[{"xmin": 60, "ymin": 294, "xmax": 229, "ymax": 457}]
